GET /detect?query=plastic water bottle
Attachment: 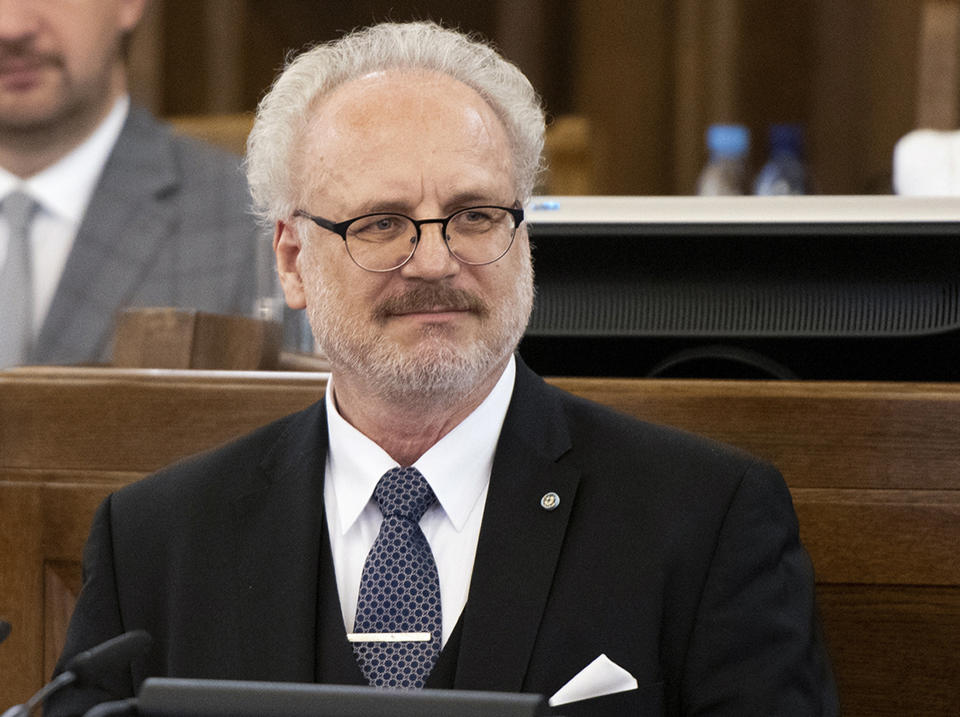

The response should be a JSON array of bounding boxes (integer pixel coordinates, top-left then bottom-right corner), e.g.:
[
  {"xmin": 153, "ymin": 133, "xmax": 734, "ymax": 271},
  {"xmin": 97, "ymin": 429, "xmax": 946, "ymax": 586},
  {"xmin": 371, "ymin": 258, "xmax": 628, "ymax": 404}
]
[
  {"xmin": 753, "ymin": 124, "xmax": 807, "ymax": 195},
  {"xmin": 696, "ymin": 124, "xmax": 750, "ymax": 196}
]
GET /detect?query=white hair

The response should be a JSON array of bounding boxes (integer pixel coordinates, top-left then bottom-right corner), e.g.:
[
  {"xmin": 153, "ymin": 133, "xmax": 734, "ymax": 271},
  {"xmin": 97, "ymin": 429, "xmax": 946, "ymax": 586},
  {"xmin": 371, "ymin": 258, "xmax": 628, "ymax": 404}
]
[{"xmin": 245, "ymin": 21, "xmax": 546, "ymax": 224}]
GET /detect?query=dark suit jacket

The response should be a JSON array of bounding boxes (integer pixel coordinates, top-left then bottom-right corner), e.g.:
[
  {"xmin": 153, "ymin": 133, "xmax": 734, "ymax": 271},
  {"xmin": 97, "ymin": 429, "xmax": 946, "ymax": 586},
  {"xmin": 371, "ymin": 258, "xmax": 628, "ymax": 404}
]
[
  {"xmin": 48, "ymin": 358, "xmax": 837, "ymax": 716},
  {"xmin": 31, "ymin": 105, "xmax": 262, "ymax": 365}
]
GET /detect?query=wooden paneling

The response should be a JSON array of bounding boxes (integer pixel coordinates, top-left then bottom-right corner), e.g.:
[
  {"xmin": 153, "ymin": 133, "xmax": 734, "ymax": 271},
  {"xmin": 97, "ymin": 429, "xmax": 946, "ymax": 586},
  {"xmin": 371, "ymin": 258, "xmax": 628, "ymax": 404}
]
[
  {"xmin": 578, "ymin": 0, "xmax": 931, "ymax": 194},
  {"xmin": 44, "ymin": 562, "xmax": 82, "ymax": 685},
  {"xmin": 916, "ymin": 0, "xmax": 960, "ymax": 128},
  {"xmin": 126, "ymin": 1, "xmax": 944, "ymax": 195},
  {"xmin": 572, "ymin": 1, "xmax": 672, "ymax": 194},
  {"xmin": 550, "ymin": 378, "xmax": 960, "ymax": 491},
  {"xmin": 0, "ymin": 369, "xmax": 324, "ymax": 472},
  {"xmin": 794, "ymin": 492, "xmax": 960, "ymax": 585},
  {"xmin": 111, "ymin": 309, "xmax": 282, "ymax": 371},
  {"xmin": 2, "ymin": 368, "xmax": 959, "ymax": 715},
  {"xmin": 0, "ymin": 483, "xmax": 43, "ymax": 703},
  {"xmin": 807, "ymin": 1, "xmax": 924, "ymax": 194},
  {"xmin": 818, "ymin": 585, "xmax": 960, "ymax": 716}
]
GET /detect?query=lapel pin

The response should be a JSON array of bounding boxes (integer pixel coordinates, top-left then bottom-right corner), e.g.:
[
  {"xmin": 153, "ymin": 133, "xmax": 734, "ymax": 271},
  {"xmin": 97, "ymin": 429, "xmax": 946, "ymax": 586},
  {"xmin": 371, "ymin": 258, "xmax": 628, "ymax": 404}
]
[{"xmin": 540, "ymin": 491, "xmax": 560, "ymax": 511}]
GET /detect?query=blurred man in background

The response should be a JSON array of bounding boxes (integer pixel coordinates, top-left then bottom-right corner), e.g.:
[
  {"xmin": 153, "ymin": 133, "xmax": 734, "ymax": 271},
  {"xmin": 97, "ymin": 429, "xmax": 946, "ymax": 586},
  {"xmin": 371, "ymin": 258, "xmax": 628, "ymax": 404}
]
[{"xmin": 0, "ymin": 0, "xmax": 261, "ymax": 367}]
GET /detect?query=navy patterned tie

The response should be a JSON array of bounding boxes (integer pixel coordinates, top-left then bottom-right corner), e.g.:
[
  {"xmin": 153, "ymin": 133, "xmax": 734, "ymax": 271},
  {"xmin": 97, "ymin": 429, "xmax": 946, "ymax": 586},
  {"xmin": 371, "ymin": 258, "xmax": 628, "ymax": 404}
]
[{"xmin": 352, "ymin": 466, "xmax": 442, "ymax": 688}]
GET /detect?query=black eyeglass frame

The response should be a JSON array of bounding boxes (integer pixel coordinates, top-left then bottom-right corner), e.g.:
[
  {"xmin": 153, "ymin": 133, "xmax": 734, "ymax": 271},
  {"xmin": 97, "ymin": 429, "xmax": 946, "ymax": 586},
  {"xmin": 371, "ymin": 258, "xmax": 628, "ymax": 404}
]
[{"xmin": 292, "ymin": 205, "xmax": 525, "ymax": 273}]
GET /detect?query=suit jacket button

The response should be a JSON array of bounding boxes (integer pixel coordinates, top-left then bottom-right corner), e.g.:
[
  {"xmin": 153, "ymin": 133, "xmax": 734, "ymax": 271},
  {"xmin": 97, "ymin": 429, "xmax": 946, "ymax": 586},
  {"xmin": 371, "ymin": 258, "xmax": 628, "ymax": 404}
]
[{"xmin": 540, "ymin": 491, "xmax": 560, "ymax": 510}]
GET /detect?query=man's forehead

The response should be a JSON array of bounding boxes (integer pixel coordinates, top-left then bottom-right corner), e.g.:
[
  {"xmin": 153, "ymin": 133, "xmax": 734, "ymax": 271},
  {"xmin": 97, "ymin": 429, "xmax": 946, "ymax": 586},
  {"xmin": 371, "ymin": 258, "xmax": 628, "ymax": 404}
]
[
  {"xmin": 303, "ymin": 69, "xmax": 507, "ymax": 147},
  {"xmin": 294, "ymin": 69, "xmax": 515, "ymax": 209}
]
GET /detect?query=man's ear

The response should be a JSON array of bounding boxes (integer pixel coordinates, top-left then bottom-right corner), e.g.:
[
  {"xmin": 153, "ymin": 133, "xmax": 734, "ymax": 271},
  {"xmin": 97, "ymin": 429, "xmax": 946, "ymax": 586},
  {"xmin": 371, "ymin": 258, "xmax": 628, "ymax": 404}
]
[
  {"xmin": 119, "ymin": 0, "xmax": 149, "ymax": 32},
  {"xmin": 274, "ymin": 220, "xmax": 307, "ymax": 310}
]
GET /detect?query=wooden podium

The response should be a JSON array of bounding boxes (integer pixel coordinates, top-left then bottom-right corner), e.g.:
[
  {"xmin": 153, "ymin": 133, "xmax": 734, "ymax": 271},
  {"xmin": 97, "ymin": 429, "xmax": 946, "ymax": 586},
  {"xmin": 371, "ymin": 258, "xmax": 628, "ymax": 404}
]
[{"xmin": 2, "ymin": 367, "xmax": 958, "ymax": 715}]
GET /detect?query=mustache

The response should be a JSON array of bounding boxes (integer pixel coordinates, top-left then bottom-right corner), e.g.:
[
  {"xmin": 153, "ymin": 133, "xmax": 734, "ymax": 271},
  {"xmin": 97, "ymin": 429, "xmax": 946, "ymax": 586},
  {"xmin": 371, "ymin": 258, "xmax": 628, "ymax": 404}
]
[
  {"xmin": 0, "ymin": 46, "xmax": 61, "ymax": 69},
  {"xmin": 373, "ymin": 285, "xmax": 488, "ymax": 320}
]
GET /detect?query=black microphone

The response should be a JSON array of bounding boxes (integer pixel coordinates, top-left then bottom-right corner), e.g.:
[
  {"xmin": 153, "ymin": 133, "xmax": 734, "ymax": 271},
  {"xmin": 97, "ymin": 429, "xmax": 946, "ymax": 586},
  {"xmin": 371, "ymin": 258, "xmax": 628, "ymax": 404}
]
[
  {"xmin": 0, "ymin": 630, "xmax": 151, "ymax": 717},
  {"xmin": 66, "ymin": 631, "xmax": 152, "ymax": 689},
  {"xmin": 0, "ymin": 620, "xmax": 10, "ymax": 645}
]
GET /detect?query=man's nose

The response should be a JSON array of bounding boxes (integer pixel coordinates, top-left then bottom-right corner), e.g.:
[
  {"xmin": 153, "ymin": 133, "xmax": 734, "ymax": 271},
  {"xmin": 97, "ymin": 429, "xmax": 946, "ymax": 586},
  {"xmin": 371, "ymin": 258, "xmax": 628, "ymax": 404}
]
[
  {"xmin": 0, "ymin": 0, "xmax": 40, "ymax": 42},
  {"xmin": 399, "ymin": 222, "xmax": 460, "ymax": 280}
]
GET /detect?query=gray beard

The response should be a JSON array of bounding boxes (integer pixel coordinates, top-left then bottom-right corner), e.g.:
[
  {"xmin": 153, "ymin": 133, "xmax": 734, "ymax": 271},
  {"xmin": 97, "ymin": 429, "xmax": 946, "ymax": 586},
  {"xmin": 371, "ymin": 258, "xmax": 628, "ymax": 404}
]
[{"xmin": 305, "ymin": 255, "xmax": 534, "ymax": 408}]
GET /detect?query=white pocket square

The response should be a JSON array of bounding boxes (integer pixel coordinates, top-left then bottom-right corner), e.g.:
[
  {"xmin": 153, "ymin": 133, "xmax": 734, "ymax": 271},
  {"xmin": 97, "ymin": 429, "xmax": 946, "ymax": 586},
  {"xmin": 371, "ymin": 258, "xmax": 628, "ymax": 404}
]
[{"xmin": 548, "ymin": 653, "xmax": 639, "ymax": 707}]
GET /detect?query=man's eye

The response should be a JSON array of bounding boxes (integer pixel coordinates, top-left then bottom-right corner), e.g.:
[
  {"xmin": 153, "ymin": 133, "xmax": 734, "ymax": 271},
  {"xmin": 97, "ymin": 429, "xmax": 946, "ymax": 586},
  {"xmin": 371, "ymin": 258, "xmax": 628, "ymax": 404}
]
[
  {"xmin": 354, "ymin": 216, "xmax": 405, "ymax": 235},
  {"xmin": 461, "ymin": 210, "xmax": 493, "ymax": 222}
]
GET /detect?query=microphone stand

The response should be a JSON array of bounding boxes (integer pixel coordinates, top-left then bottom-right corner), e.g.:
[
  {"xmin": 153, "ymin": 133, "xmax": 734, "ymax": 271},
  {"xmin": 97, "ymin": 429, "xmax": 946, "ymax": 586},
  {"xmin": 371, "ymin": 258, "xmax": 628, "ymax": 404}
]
[
  {"xmin": 0, "ymin": 673, "xmax": 75, "ymax": 717},
  {"xmin": 0, "ymin": 630, "xmax": 151, "ymax": 717}
]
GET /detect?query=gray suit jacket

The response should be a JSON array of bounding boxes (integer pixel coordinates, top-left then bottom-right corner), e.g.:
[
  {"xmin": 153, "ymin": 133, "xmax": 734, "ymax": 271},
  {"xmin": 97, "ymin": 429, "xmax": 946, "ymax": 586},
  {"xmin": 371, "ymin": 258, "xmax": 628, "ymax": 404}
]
[
  {"xmin": 32, "ymin": 106, "xmax": 263, "ymax": 365},
  {"xmin": 49, "ymin": 357, "xmax": 837, "ymax": 716}
]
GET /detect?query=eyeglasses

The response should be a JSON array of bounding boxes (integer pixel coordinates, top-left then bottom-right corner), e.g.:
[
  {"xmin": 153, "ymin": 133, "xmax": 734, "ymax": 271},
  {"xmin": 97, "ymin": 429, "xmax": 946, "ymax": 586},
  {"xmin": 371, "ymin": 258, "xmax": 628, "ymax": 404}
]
[{"xmin": 292, "ymin": 205, "xmax": 524, "ymax": 273}]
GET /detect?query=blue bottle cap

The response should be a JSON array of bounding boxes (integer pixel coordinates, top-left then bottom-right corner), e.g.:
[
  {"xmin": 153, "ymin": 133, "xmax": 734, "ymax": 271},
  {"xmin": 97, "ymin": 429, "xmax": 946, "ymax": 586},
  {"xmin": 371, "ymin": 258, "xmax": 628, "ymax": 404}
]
[
  {"xmin": 706, "ymin": 124, "xmax": 750, "ymax": 157},
  {"xmin": 768, "ymin": 124, "xmax": 804, "ymax": 156}
]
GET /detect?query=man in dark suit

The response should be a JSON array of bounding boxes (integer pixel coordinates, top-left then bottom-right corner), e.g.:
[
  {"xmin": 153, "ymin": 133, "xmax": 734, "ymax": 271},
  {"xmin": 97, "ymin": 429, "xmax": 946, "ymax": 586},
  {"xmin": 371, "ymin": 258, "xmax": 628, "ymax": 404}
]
[
  {"xmin": 48, "ymin": 21, "xmax": 837, "ymax": 716},
  {"xmin": 0, "ymin": 0, "xmax": 260, "ymax": 366}
]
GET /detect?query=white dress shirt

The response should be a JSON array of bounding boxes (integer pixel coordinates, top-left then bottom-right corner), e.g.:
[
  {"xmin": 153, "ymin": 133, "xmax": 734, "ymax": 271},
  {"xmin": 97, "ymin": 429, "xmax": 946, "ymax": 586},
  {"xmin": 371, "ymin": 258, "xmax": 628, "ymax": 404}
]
[
  {"xmin": 0, "ymin": 96, "xmax": 129, "ymax": 336},
  {"xmin": 324, "ymin": 355, "xmax": 516, "ymax": 646}
]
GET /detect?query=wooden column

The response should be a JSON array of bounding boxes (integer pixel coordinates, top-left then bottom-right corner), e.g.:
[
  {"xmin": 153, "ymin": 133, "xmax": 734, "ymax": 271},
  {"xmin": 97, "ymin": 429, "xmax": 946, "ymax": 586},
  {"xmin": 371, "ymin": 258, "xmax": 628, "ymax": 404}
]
[{"xmin": 916, "ymin": 0, "xmax": 960, "ymax": 128}]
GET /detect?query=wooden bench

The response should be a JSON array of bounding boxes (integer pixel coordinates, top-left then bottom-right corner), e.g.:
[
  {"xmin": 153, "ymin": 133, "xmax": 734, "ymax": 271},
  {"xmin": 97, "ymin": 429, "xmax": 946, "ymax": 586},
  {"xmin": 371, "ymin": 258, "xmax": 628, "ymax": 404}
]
[{"xmin": 1, "ymin": 367, "xmax": 958, "ymax": 715}]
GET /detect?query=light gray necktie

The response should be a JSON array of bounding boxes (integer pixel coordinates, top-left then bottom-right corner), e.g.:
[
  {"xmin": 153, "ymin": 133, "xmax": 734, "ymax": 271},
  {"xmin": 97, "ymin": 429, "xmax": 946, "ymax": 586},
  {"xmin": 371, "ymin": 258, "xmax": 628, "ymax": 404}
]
[{"xmin": 1, "ymin": 192, "xmax": 38, "ymax": 367}]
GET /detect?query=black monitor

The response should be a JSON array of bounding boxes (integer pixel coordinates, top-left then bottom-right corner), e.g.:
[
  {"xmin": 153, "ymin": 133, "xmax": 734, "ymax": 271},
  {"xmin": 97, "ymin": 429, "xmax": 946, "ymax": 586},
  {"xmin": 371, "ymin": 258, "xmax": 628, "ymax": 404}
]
[
  {"xmin": 137, "ymin": 678, "xmax": 547, "ymax": 717},
  {"xmin": 520, "ymin": 195, "xmax": 960, "ymax": 380}
]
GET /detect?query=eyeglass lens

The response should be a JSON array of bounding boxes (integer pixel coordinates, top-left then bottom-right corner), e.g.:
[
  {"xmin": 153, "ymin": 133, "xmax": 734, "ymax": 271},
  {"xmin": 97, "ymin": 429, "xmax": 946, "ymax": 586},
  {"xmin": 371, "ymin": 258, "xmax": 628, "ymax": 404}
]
[{"xmin": 345, "ymin": 207, "xmax": 518, "ymax": 271}]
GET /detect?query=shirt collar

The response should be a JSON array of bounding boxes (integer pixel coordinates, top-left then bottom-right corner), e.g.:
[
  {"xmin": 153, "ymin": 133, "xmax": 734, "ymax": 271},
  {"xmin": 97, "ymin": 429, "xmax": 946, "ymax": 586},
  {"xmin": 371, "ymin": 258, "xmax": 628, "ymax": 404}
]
[
  {"xmin": 0, "ymin": 96, "xmax": 129, "ymax": 223},
  {"xmin": 326, "ymin": 355, "xmax": 517, "ymax": 533}
]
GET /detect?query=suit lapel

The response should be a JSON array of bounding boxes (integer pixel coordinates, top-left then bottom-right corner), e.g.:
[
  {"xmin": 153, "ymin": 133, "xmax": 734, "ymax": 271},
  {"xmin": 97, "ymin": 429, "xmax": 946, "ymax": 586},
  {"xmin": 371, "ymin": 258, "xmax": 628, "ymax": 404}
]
[
  {"xmin": 455, "ymin": 359, "xmax": 580, "ymax": 691},
  {"xmin": 33, "ymin": 106, "xmax": 179, "ymax": 363},
  {"xmin": 234, "ymin": 401, "xmax": 329, "ymax": 681}
]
